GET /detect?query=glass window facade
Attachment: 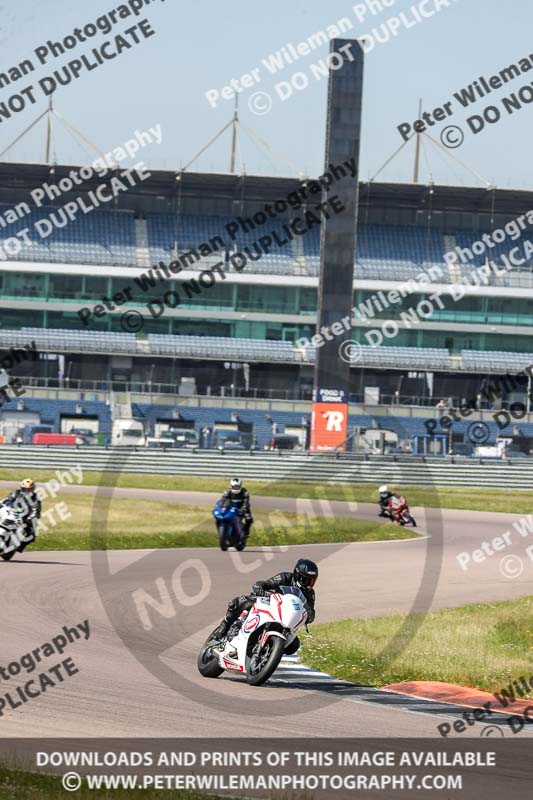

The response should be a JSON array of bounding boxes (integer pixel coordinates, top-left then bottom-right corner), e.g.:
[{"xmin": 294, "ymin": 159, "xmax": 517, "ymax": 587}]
[{"xmin": 2, "ymin": 271, "xmax": 533, "ymax": 353}]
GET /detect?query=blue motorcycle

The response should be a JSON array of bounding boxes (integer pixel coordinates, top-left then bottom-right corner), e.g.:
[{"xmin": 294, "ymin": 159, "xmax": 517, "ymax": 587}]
[{"xmin": 212, "ymin": 502, "xmax": 246, "ymax": 552}]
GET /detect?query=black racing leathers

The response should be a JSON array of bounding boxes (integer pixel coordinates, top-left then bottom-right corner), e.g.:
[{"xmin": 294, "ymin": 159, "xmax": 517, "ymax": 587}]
[
  {"xmin": 221, "ymin": 487, "xmax": 251, "ymax": 516},
  {"xmin": 220, "ymin": 486, "xmax": 252, "ymax": 537}
]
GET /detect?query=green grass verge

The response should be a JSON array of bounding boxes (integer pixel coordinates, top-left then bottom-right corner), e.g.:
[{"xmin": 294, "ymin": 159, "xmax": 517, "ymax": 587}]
[
  {"xmin": 29, "ymin": 495, "xmax": 415, "ymax": 551},
  {"xmin": 0, "ymin": 766, "xmax": 227, "ymax": 799},
  {"xmin": 0, "ymin": 468, "xmax": 525, "ymax": 513},
  {"xmin": 301, "ymin": 595, "xmax": 533, "ymax": 695}
]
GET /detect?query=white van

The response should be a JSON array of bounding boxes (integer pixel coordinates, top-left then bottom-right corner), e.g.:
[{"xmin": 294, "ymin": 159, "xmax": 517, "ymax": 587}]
[{"xmin": 112, "ymin": 419, "xmax": 146, "ymax": 447}]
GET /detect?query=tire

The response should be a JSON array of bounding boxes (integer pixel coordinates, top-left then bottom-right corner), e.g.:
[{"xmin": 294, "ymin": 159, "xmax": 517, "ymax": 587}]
[
  {"xmin": 408, "ymin": 514, "xmax": 417, "ymax": 527},
  {"xmin": 245, "ymin": 635, "xmax": 285, "ymax": 686},
  {"xmin": 236, "ymin": 537, "xmax": 246, "ymax": 552},
  {"xmin": 284, "ymin": 636, "xmax": 300, "ymax": 656},
  {"xmin": 218, "ymin": 525, "xmax": 228, "ymax": 551},
  {"xmin": 197, "ymin": 639, "xmax": 224, "ymax": 678},
  {"xmin": 1, "ymin": 551, "xmax": 15, "ymax": 561}
]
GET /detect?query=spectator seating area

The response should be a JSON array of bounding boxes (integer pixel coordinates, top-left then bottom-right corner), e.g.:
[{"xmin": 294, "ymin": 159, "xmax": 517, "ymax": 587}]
[
  {"xmin": 461, "ymin": 350, "xmax": 533, "ymax": 372},
  {"xmin": 0, "ymin": 206, "xmax": 136, "ymax": 266},
  {"xmin": 358, "ymin": 225, "xmax": 445, "ymax": 270},
  {"xmin": 355, "ymin": 346, "xmax": 454, "ymax": 370},
  {"xmin": 0, "ymin": 327, "xmax": 531, "ymax": 373},
  {"xmin": 298, "ymin": 344, "xmax": 455, "ymax": 370},
  {"xmin": 3, "ymin": 203, "xmax": 531, "ymax": 282},
  {"xmin": 0, "ymin": 327, "xmax": 136, "ymax": 354},
  {"xmin": 145, "ymin": 213, "xmax": 297, "ymax": 274},
  {"xmin": 303, "ymin": 223, "xmax": 533, "ymax": 281},
  {"xmin": 148, "ymin": 334, "xmax": 295, "ymax": 361}
]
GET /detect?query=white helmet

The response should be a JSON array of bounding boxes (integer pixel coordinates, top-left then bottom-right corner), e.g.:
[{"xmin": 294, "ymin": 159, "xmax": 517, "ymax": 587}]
[
  {"xmin": 379, "ymin": 485, "xmax": 389, "ymax": 496},
  {"xmin": 230, "ymin": 477, "xmax": 242, "ymax": 490}
]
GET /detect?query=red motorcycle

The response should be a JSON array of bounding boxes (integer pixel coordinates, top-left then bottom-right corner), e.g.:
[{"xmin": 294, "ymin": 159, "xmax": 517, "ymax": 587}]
[{"xmin": 384, "ymin": 496, "xmax": 416, "ymax": 527}]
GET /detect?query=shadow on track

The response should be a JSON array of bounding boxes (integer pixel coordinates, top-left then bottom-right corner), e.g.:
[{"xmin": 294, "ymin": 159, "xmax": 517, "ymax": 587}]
[{"xmin": 2, "ymin": 559, "xmax": 85, "ymax": 566}]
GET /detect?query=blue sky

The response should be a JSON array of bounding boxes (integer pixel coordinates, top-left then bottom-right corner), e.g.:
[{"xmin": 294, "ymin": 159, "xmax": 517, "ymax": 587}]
[{"xmin": 1, "ymin": 0, "xmax": 532, "ymax": 189}]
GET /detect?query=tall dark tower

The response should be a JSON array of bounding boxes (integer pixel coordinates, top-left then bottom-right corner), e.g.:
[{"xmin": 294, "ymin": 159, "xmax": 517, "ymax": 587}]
[{"xmin": 311, "ymin": 39, "xmax": 364, "ymax": 451}]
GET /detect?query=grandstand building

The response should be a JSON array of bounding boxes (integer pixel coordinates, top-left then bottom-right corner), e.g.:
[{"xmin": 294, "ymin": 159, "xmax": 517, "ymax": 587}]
[{"xmin": 2, "ymin": 162, "xmax": 533, "ymax": 452}]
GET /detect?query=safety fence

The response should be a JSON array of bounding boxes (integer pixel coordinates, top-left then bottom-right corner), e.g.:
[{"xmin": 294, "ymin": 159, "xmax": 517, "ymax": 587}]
[{"xmin": 1, "ymin": 446, "xmax": 531, "ymax": 489}]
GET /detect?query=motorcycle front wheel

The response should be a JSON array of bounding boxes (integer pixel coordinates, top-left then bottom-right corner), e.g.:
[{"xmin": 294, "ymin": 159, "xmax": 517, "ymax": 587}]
[
  {"xmin": 245, "ymin": 635, "xmax": 285, "ymax": 686},
  {"xmin": 1, "ymin": 551, "xmax": 15, "ymax": 561},
  {"xmin": 197, "ymin": 637, "xmax": 224, "ymax": 678},
  {"xmin": 218, "ymin": 525, "xmax": 228, "ymax": 551}
]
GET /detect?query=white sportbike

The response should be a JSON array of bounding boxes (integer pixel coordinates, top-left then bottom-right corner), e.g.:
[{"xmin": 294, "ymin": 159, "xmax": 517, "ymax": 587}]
[
  {"xmin": 0, "ymin": 505, "xmax": 33, "ymax": 561},
  {"xmin": 198, "ymin": 586, "xmax": 308, "ymax": 686}
]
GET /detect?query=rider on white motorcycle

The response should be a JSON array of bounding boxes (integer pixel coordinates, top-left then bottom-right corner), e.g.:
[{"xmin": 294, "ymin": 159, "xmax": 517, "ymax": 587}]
[
  {"xmin": 0, "ymin": 478, "xmax": 41, "ymax": 552},
  {"xmin": 211, "ymin": 558, "xmax": 318, "ymax": 650}
]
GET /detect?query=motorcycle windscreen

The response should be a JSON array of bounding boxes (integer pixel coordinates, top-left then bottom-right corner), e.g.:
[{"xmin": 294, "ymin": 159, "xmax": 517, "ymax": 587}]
[{"xmin": 278, "ymin": 586, "xmax": 306, "ymax": 603}]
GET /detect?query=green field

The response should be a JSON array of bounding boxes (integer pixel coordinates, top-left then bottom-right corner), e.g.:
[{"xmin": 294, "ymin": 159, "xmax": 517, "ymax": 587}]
[
  {"xmin": 0, "ymin": 468, "xmax": 524, "ymax": 514},
  {"xmin": 20, "ymin": 494, "xmax": 414, "ymax": 551},
  {"xmin": 301, "ymin": 595, "xmax": 533, "ymax": 694},
  {"xmin": 0, "ymin": 767, "xmax": 227, "ymax": 800}
]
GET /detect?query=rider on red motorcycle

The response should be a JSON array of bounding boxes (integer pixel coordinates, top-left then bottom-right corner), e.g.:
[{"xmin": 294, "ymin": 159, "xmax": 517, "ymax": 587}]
[
  {"xmin": 378, "ymin": 485, "xmax": 416, "ymax": 527},
  {"xmin": 378, "ymin": 485, "xmax": 398, "ymax": 519}
]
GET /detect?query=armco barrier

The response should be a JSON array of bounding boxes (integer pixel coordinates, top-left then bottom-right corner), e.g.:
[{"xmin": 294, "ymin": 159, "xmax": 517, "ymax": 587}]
[{"xmin": 0, "ymin": 446, "xmax": 531, "ymax": 489}]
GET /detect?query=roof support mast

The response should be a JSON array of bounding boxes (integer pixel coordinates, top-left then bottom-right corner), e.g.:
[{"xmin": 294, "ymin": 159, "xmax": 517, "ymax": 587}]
[
  {"xmin": 229, "ymin": 94, "xmax": 239, "ymax": 174},
  {"xmin": 369, "ymin": 101, "xmax": 491, "ymax": 187},
  {"xmin": 413, "ymin": 98, "xmax": 422, "ymax": 183},
  {"xmin": 45, "ymin": 96, "xmax": 53, "ymax": 164},
  {"xmin": 0, "ymin": 97, "xmax": 109, "ymax": 165}
]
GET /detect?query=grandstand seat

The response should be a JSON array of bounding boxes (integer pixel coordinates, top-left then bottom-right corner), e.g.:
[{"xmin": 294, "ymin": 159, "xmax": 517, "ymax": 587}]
[
  {"xmin": 0, "ymin": 205, "xmax": 136, "ymax": 267},
  {"xmin": 0, "ymin": 327, "xmax": 136, "ymax": 354},
  {"xmin": 148, "ymin": 334, "xmax": 296, "ymax": 362},
  {"xmin": 1, "ymin": 200, "xmax": 521, "ymax": 288},
  {"xmin": 462, "ymin": 350, "xmax": 533, "ymax": 372},
  {"xmin": 297, "ymin": 343, "xmax": 453, "ymax": 370}
]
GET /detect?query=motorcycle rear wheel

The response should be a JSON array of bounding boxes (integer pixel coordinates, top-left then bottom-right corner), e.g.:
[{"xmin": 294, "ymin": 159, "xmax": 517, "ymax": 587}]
[
  {"xmin": 245, "ymin": 636, "xmax": 285, "ymax": 686},
  {"xmin": 197, "ymin": 638, "xmax": 224, "ymax": 678},
  {"xmin": 1, "ymin": 551, "xmax": 15, "ymax": 561}
]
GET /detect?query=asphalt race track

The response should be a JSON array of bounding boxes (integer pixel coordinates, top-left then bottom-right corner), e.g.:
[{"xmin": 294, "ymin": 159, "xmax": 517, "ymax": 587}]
[{"xmin": 1, "ymin": 487, "xmax": 532, "ymax": 739}]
